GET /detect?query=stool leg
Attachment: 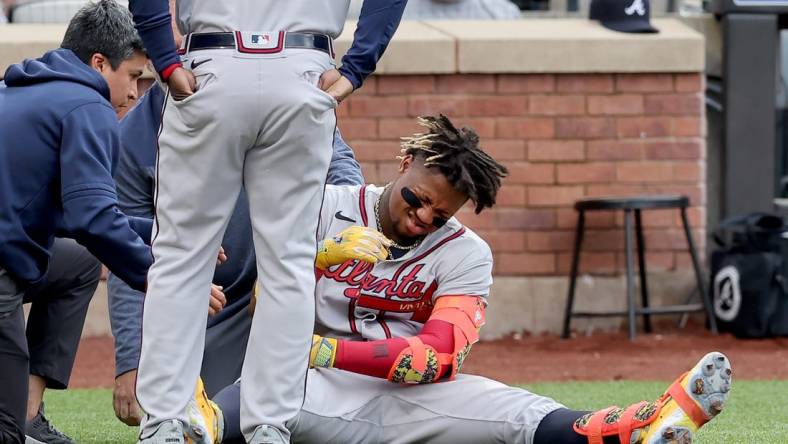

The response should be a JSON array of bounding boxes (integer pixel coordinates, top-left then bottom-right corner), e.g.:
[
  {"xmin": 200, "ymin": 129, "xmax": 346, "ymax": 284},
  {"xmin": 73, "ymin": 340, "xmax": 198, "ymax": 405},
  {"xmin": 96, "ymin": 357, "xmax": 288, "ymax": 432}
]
[
  {"xmin": 681, "ymin": 207, "xmax": 718, "ymax": 334},
  {"xmin": 624, "ymin": 209, "xmax": 637, "ymax": 341},
  {"xmin": 635, "ymin": 209, "xmax": 652, "ymax": 333},
  {"xmin": 562, "ymin": 210, "xmax": 585, "ymax": 339}
]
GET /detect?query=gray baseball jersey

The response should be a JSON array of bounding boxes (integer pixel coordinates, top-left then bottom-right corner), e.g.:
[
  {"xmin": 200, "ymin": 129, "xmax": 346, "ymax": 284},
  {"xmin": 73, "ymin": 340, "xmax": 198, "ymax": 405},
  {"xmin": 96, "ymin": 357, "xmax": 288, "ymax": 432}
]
[
  {"xmin": 315, "ymin": 184, "xmax": 493, "ymax": 341},
  {"xmin": 173, "ymin": 1, "xmax": 351, "ymax": 36}
]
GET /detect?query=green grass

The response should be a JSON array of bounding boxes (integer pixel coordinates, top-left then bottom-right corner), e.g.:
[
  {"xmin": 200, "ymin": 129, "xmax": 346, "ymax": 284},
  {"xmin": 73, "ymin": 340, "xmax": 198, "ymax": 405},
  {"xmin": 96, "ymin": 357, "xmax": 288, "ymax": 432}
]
[
  {"xmin": 44, "ymin": 381, "xmax": 788, "ymax": 443},
  {"xmin": 43, "ymin": 389, "xmax": 137, "ymax": 443}
]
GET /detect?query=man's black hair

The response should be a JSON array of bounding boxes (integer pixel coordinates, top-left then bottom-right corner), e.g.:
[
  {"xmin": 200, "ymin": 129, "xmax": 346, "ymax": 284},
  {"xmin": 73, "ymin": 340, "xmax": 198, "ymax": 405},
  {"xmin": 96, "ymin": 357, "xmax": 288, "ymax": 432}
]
[
  {"xmin": 400, "ymin": 115, "xmax": 509, "ymax": 214},
  {"xmin": 61, "ymin": 0, "xmax": 145, "ymax": 69}
]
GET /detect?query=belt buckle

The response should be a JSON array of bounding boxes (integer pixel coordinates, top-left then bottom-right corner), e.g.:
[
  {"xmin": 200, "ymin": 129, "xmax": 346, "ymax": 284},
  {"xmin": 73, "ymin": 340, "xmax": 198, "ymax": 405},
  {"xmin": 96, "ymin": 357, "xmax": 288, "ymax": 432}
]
[{"xmin": 235, "ymin": 31, "xmax": 285, "ymax": 54}]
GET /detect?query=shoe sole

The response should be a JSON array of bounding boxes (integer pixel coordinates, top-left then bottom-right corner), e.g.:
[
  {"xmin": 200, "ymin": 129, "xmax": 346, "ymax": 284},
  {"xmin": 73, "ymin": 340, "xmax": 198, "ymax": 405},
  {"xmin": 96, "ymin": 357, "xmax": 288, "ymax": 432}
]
[{"xmin": 648, "ymin": 351, "xmax": 732, "ymax": 444}]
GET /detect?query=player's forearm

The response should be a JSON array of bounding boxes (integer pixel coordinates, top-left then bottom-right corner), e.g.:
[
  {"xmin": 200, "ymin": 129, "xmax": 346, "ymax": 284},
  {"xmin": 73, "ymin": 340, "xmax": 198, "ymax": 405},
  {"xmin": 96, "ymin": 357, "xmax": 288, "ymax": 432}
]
[
  {"xmin": 319, "ymin": 295, "xmax": 487, "ymax": 384},
  {"xmin": 128, "ymin": 0, "xmax": 181, "ymax": 79},
  {"xmin": 333, "ymin": 319, "xmax": 454, "ymax": 381},
  {"xmin": 338, "ymin": 0, "xmax": 407, "ymax": 89},
  {"xmin": 61, "ymin": 193, "xmax": 152, "ymax": 292}
]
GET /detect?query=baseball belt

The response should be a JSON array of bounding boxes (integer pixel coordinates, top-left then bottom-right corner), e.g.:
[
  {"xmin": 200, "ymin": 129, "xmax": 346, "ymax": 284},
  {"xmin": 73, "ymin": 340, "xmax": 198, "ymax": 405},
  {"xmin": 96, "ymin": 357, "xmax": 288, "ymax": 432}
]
[{"xmin": 181, "ymin": 31, "xmax": 333, "ymax": 57}]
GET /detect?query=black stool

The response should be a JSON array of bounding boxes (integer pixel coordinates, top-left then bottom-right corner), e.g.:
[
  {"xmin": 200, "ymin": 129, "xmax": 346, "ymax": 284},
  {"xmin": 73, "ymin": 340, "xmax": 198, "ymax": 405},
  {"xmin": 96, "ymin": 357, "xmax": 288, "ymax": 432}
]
[{"xmin": 561, "ymin": 195, "xmax": 718, "ymax": 341}]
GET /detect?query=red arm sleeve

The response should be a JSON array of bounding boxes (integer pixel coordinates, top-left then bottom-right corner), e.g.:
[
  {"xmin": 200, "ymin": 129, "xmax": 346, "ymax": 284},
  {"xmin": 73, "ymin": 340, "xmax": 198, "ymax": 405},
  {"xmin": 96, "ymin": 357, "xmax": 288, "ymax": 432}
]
[{"xmin": 333, "ymin": 319, "xmax": 454, "ymax": 380}]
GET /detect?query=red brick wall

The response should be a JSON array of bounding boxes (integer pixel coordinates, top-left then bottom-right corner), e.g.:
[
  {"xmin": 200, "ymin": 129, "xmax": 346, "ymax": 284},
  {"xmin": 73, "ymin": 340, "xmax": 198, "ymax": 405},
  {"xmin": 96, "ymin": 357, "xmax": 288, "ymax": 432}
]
[{"xmin": 338, "ymin": 72, "xmax": 705, "ymax": 277}]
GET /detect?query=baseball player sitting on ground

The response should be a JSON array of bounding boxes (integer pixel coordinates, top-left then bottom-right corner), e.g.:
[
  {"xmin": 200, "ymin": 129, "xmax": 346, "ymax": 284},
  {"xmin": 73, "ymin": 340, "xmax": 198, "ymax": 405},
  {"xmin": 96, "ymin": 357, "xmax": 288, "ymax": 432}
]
[
  {"xmin": 0, "ymin": 2, "xmax": 157, "ymax": 443},
  {"xmin": 108, "ymin": 80, "xmax": 365, "ymax": 426},
  {"xmin": 184, "ymin": 115, "xmax": 731, "ymax": 444}
]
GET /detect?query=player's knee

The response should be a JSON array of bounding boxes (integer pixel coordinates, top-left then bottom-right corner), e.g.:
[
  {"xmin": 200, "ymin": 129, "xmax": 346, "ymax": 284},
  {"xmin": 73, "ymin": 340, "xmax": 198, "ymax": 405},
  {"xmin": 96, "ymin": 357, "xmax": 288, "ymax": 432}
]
[
  {"xmin": 66, "ymin": 241, "xmax": 102, "ymax": 287},
  {"xmin": 0, "ymin": 305, "xmax": 29, "ymax": 360},
  {"xmin": 48, "ymin": 239, "xmax": 101, "ymax": 294},
  {"xmin": 83, "ymin": 255, "xmax": 102, "ymax": 287}
]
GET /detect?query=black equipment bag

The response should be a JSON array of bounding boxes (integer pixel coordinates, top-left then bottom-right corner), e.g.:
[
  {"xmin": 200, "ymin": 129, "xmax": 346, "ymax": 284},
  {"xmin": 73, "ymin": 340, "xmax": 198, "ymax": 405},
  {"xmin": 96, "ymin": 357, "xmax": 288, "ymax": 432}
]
[{"xmin": 710, "ymin": 213, "xmax": 788, "ymax": 337}]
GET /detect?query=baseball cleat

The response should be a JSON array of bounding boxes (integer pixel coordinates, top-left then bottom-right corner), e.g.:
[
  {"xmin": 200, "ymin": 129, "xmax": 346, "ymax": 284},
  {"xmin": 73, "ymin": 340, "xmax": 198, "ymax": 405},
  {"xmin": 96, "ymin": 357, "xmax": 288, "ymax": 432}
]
[
  {"xmin": 248, "ymin": 425, "xmax": 288, "ymax": 444},
  {"xmin": 573, "ymin": 351, "xmax": 731, "ymax": 444},
  {"xmin": 186, "ymin": 377, "xmax": 224, "ymax": 444},
  {"xmin": 137, "ymin": 419, "xmax": 186, "ymax": 444},
  {"xmin": 641, "ymin": 351, "xmax": 732, "ymax": 443}
]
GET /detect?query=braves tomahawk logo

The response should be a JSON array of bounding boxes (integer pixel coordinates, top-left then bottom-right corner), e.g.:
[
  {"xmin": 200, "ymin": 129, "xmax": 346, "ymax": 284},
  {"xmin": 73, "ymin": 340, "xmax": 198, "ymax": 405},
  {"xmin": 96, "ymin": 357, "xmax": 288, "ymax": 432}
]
[
  {"xmin": 625, "ymin": 0, "xmax": 646, "ymax": 16},
  {"xmin": 322, "ymin": 260, "xmax": 437, "ymax": 322}
]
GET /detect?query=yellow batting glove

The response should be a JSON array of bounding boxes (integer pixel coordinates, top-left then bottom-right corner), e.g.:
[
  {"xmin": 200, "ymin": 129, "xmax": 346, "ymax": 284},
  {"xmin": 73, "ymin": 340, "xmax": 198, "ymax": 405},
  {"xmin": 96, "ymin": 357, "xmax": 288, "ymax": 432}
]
[
  {"xmin": 315, "ymin": 225, "xmax": 392, "ymax": 270},
  {"xmin": 310, "ymin": 335, "xmax": 338, "ymax": 368}
]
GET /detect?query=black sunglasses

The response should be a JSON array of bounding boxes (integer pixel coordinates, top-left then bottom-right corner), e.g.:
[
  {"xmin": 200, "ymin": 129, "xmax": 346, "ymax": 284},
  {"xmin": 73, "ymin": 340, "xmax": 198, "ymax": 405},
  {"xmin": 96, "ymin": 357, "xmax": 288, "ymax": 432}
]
[{"xmin": 400, "ymin": 187, "xmax": 448, "ymax": 228}]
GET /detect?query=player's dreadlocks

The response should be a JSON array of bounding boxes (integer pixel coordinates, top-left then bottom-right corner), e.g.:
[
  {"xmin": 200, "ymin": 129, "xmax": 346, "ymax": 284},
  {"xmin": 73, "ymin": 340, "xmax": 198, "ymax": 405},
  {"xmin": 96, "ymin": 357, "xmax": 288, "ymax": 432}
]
[{"xmin": 400, "ymin": 115, "xmax": 508, "ymax": 214}]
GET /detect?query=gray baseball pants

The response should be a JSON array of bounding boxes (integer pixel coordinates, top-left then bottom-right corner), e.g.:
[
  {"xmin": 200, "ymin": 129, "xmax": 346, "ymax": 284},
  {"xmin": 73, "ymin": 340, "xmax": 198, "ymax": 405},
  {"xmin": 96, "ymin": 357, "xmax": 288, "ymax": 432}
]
[
  {"xmin": 136, "ymin": 48, "xmax": 337, "ymax": 441},
  {"xmin": 214, "ymin": 369, "xmax": 565, "ymax": 444}
]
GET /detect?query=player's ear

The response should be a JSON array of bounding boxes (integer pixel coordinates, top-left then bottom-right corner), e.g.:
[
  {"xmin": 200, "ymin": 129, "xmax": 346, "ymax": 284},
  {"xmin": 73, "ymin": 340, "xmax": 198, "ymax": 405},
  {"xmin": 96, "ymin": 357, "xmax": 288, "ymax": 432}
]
[
  {"xmin": 89, "ymin": 53, "xmax": 110, "ymax": 74},
  {"xmin": 398, "ymin": 154, "xmax": 414, "ymax": 174}
]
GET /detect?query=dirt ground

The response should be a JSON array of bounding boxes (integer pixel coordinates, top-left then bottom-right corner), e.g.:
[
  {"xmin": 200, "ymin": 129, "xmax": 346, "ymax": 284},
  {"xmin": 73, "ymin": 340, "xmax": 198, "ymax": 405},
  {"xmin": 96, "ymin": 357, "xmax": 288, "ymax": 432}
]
[{"xmin": 70, "ymin": 324, "xmax": 788, "ymax": 388}]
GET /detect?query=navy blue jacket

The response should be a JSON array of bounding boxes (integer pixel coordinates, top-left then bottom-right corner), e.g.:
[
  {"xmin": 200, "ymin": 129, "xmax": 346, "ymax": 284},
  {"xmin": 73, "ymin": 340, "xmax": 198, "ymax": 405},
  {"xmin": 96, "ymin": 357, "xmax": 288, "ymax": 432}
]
[
  {"xmin": 128, "ymin": 0, "xmax": 407, "ymax": 89},
  {"xmin": 0, "ymin": 49, "xmax": 152, "ymax": 291},
  {"xmin": 109, "ymin": 85, "xmax": 364, "ymax": 376}
]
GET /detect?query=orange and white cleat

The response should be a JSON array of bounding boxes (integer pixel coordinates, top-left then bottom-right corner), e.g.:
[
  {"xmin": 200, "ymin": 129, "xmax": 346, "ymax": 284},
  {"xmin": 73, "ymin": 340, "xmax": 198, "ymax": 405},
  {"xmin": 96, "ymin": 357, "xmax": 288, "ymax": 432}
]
[
  {"xmin": 574, "ymin": 351, "xmax": 732, "ymax": 444},
  {"xmin": 641, "ymin": 351, "xmax": 731, "ymax": 443}
]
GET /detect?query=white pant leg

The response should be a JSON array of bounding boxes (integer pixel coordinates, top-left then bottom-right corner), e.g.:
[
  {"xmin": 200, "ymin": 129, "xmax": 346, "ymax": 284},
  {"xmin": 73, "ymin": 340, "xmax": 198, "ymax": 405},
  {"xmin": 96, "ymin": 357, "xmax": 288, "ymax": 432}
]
[
  {"xmin": 292, "ymin": 370, "xmax": 565, "ymax": 444},
  {"xmin": 137, "ymin": 52, "xmax": 255, "ymax": 436},
  {"xmin": 239, "ymin": 50, "xmax": 337, "ymax": 441}
]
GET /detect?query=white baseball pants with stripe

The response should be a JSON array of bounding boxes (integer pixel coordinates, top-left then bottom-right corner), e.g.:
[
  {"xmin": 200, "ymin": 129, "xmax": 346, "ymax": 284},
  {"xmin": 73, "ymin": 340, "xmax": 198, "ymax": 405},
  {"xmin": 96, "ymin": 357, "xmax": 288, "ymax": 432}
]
[{"xmin": 137, "ymin": 48, "xmax": 337, "ymax": 442}]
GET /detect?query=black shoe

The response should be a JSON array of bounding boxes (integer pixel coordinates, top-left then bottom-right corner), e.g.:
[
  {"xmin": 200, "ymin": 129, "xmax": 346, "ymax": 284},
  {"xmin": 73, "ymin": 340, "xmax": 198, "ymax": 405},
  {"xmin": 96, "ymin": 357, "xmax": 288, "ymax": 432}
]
[{"xmin": 25, "ymin": 403, "xmax": 76, "ymax": 444}]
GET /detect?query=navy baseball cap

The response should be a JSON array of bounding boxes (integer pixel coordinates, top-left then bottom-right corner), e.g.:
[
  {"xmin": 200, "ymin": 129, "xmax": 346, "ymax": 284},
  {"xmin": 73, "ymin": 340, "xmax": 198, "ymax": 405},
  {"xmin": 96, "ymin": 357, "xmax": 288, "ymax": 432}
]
[{"xmin": 590, "ymin": 0, "xmax": 659, "ymax": 34}]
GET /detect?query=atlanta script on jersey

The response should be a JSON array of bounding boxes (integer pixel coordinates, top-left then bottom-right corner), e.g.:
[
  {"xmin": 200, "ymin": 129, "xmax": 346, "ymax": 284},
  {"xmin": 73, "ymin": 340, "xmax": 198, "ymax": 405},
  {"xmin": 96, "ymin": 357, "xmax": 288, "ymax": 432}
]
[{"xmin": 315, "ymin": 184, "xmax": 493, "ymax": 341}]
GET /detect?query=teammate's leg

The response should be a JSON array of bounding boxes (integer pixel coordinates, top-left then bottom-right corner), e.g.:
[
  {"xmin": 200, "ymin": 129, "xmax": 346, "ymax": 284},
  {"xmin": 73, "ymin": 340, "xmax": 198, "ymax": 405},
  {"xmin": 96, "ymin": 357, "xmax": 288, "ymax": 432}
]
[
  {"xmin": 239, "ymin": 50, "xmax": 337, "ymax": 442},
  {"xmin": 0, "ymin": 268, "xmax": 27, "ymax": 444},
  {"xmin": 24, "ymin": 238, "xmax": 100, "ymax": 392},
  {"xmin": 136, "ymin": 51, "xmax": 251, "ymax": 439},
  {"xmin": 23, "ymin": 238, "xmax": 100, "ymax": 442}
]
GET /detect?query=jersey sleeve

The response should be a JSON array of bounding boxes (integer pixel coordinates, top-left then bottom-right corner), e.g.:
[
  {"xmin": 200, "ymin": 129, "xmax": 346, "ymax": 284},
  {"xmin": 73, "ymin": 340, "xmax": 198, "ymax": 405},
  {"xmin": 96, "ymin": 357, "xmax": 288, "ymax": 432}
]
[
  {"xmin": 326, "ymin": 129, "xmax": 364, "ymax": 186},
  {"xmin": 128, "ymin": 0, "xmax": 181, "ymax": 79},
  {"xmin": 107, "ymin": 272, "xmax": 144, "ymax": 377},
  {"xmin": 115, "ymin": 85, "xmax": 164, "ymax": 218},
  {"xmin": 338, "ymin": 0, "xmax": 407, "ymax": 89},
  {"xmin": 433, "ymin": 239, "xmax": 493, "ymax": 299}
]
